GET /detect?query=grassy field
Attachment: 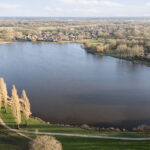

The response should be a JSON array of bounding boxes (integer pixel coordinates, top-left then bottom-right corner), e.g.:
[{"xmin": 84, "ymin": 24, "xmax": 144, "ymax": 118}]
[
  {"xmin": 0, "ymin": 127, "xmax": 29, "ymax": 150},
  {"xmin": 38, "ymin": 24, "xmax": 98, "ymax": 31},
  {"xmin": 56, "ymin": 136, "xmax": 150, "ymax": 150},
  {"xmin": 1, "ymin": 129, "xmax": 150, "ymax": 150},
  {"xmin": 1, "ymin": 107, "xmax": 150, "ymax": 138},
  {"xmin": 0, "ymin": 27, "xmax": 23, "ymax": 31},
  {"xmin": 1, "ymin": 107, "xmax": 150, "ymax": 150},
  {"xmin": 25, "ymin": 133, "xmax": 150, "ymax": 150}
]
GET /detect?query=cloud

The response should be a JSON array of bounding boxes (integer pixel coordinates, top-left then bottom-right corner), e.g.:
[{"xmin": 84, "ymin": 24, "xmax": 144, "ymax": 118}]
[
  {"xmin": 45, "ymin": 7, "xmax": 63, "ymax": 12},
  {"xmin": 99, "ymin": 1, "xmax": 123, "ymax": 7},
  {"xmin": 57, "ymin": 0, "xmax": 124, "ymax": 17},
  {"xmin": 73, "ymin": 8, "xmax": 100, "ymax": 14},
  {"xmin": 0, "ymin": 3, "xmax": 21, "ymax": 9},
  {"xmin": 60, "ymin": 0, "xmax": 123, "ymax": 7},
  {"xmin": 145, "ymin": 2, "xmax": 150, "ymax": 6},
  {"xmin": 60, "ymin": 0, "xmax": 99, "ymax": 5},
  {"xmin": 143, "ymin": 13, "xmax": 150, "ymax": 17},
  {"xmin": 0, "ymin": 0, "xmax": 147, "ymax": 17}
]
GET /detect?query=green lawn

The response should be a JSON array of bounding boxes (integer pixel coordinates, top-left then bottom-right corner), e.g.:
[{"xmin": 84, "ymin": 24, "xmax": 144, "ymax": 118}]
[
  {"xmin": 1, "ymin": 107, "xmax": 150, "ymax": 138},
  {"xmin": 0, "ymin": 108, "xmax": 150, "ymax": 150},
  {"xmin": 0, "ymin": 127, "xmax": 29, "ymax": 150},
  {"xmin": 56, "ymin": 136, "xmax": 150, "ymax": 150},
  {"xmin": 24, "ymin": 133, "xmax": 150, "ymax": 150},
  {"xmin": 0, "ymin": 27, "xmax": 23, "ymax": 31},
  {"xmin": 1, "ymin": 129, "xmax": 150, "ymax": 150},
  {"xmin": 38, "ymin": 26, "xmax": 59, "ymax": 30},
  {"xmin": 1, "ymin": 107, "xmax": 150, "ymax": 150}
]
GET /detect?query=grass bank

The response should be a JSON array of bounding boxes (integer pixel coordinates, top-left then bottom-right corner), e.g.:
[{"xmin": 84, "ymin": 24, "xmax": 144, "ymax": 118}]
[
  {"xmin": 102, "ymin": 50, "xmax": 150, "ymax": 66},
  {"xmin": 1, "ymin": 107, "xmax": 150, "ymax": 150},
  {"xmin": 1, "ymin": 107, "xmax": 150, "ymax": 138},
  {"xmin": 0, "ymin": 40, "xmax": 12, "ymax": 45},
  {"xmin": 0, "ymin": 127, "xmax": 29, "ymax": 150}
]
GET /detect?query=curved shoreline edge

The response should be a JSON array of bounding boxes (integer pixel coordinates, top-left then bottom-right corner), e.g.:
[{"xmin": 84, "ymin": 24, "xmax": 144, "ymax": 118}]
[
  {"xmin": 1, "ymin": 116, "xmax": 150, "ymax": 141},
  {"xmin": 3, "ymin": 40, "xmax": 150, "ymax": 66}
]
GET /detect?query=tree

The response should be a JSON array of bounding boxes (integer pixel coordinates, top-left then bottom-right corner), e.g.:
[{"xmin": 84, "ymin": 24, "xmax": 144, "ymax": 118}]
[
  {"xmin": 107, "ymin": 39, "xmax": 117, "ymax": 49},
  {"xmin": 11, "ymin": 85, "xmax": 21, "ymax": 129},
  {"xmin": 95, "ymin": 45, "xmax": 104, "ymax": 52},
  {"xmin": 15, "ymin": 32, "xmax": 24, "ymax": 40},
  {"xmin": 83, "ymin": 42, "xmax": 91, "ymax": 49},
  {"xmin": 145, "ymin": 41, "xmax": 150, "ymax": 53},
  {"xmin": 21, "ymin": 89, "xmax": 31, "ymax": 126},
  {"xmin": 0, "ymin": 28, "xmax": 15, "ymax": 41},
  {"xmin": 130, "ymin": 45, "xmax": 144, "ymax": 57},
  {"xmin": 29, "ymin": 136, "xmax": 62, "ymax": 150},
  {"xmin": 0, "ymin": 78, "xmax": 8, "ymax": 113},
  {"xmin": 104, "ymin": 44, "xmax": 110, "ymax": 52},
  {"xmin": 116, "ymin": 44, "xmax": 128, "ymax": 57},
  {"xmin": 0, "ymin": 88, "xmax": 2, "ymax": 112}
]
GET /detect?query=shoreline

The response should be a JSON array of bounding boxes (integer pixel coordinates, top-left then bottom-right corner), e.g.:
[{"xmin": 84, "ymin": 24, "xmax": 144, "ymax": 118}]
[
  {"xmin": 85, "ymin": 49, "xmax": 150, "ymax": 66},
  {"xmin": 103, "ymin": 54, "xmax": 150, "ymax": 66},
  {"xmin": 30, "ymin": 40, "xmax": 150, "ymax": 66},
  {"xmin": 0, "ymin": 41, "xmax": 12, "ymax": 45},
  {"xmin": 3, "ymin": 40, "xmax": 150, "ymax": 66},
  {"xmin": 16, "ymin": 39, "xmax": 83, "ymax": 44}
]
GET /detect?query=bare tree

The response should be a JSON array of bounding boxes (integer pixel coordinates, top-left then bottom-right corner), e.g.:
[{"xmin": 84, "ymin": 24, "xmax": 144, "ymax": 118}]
[
  {"xmin": 21, "ymin": 89, "xmax": 31, "ymax": 126},
  {"xmin": 0, "ymin": 88, "xmax": 2, "ymax": 112},
  {"xmin": 0, "ymin": 78, "xmax": 8, "ymax": 113},
  {"xmin": 0, "ymin": 28, "xmax": 15, "ymax": 41},
  {"xmin": 130, "ymin": 45, "xmax": 144, "ymax": 57},
  {"xmin": 145, "ymin": 41, "xmax": 150, "ymax": 53},
  {"xmin": 30, "ymin": 136, "xmax": 62, "ymax": 150},
  {"xmin": 104, "ymin": 44, "xmax": 110, "ymax": 52},
  {"xmin": 107, "ymin": 39, "xmax": 117, "ymax": 49},
  {"xmin": 15, "ymin": 32, "xmax": 24, "ymax": 40},
  {"xmin": 83, "ymin": 42, "xmax": 91, "ymax": 49},
  {"xmin": 11, "ymin": 85, "xmax": 21, "ymax": 129},
  {"xmin": 116, "ymin": 44, "xmax": 128, "ymax": 56},
  {"xmin": 95, "ymin": 45, "xmax": 104, "ymax": 52}
]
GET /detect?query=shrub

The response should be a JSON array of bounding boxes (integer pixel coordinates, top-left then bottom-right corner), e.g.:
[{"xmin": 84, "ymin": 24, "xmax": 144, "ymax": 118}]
[
  {"xmin": 133, "ymin": 125, "xmax": 150, "ymax": 132},
  {"xmin": 30, "ymin": 136, "xmax": 62, "ymax": 150},
  {"xmin": 95, "ymin": 45, "xmax": 104, "ymax": 52}
]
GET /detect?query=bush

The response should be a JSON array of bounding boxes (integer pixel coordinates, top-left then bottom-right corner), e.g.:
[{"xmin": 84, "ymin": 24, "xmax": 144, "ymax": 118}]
[
  {"xmin": 30, "ymin": 136, "xmax": 62, "ymax": 150},
  {"xmin": 133, "ymin": 125, "xmax": 150, "ymax": 132}
]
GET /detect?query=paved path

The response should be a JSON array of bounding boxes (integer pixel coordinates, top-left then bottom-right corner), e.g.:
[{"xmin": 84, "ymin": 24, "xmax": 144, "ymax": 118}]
[
  {"xmin": 1, "ymin": 117, "xmax": 150, "ymax": 141},
  {"xmin": 18, "ymin": 130, "xmax": 150, "ymax": 141}
]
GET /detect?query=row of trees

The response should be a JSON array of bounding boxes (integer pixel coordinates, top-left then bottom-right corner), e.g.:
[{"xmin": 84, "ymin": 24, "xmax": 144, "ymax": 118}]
[
  {"xmin": 0, "ymin": 78, "xmax": 31, "ymax": 128},
  {"xmin": 83, "ymin": 39, "xmax": 145, "ymax": 57},
  {"xmin": 116, "ymin": 44, "xmax": 144, "ymax": 57},
  {"xmin": 0, "ymin": 78, "xmax": 63, "ymax": 150}
]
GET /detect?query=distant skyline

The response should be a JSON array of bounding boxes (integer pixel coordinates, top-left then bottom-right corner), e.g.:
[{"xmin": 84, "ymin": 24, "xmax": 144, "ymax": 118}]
[{"xmin": 1, "ymin": 0, "xmax": 150, "ymax": 17}]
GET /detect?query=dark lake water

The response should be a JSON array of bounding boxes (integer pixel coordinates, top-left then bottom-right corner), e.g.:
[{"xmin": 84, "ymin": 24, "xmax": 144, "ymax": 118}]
[{"xmin": 1, "ymin": 42, "xmax": 150, "ymax": 129}]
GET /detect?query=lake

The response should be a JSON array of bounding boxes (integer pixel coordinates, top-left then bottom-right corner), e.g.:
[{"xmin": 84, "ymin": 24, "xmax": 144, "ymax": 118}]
[{"xmin": 0, "ymin": 42, "xmax": 150, "ymax": 129}]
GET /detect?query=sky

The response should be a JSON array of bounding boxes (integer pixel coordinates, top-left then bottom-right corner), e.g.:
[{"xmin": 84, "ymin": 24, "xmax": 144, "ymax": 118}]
[{"xmin": 1, "ymin": 0, "xmax": 150, "ymax": 17}]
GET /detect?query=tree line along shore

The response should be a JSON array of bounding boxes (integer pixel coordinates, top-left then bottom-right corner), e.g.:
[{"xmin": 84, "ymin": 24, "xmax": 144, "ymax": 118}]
[{"xmin": 0, "ymin": 77, "xmax": 31, "ymax": 128}]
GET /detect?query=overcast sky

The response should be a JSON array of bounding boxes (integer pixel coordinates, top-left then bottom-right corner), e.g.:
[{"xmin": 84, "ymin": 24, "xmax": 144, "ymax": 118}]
[{"xmin": 1, "ymin": 0, "xmax": 150, "ymax": 17}]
